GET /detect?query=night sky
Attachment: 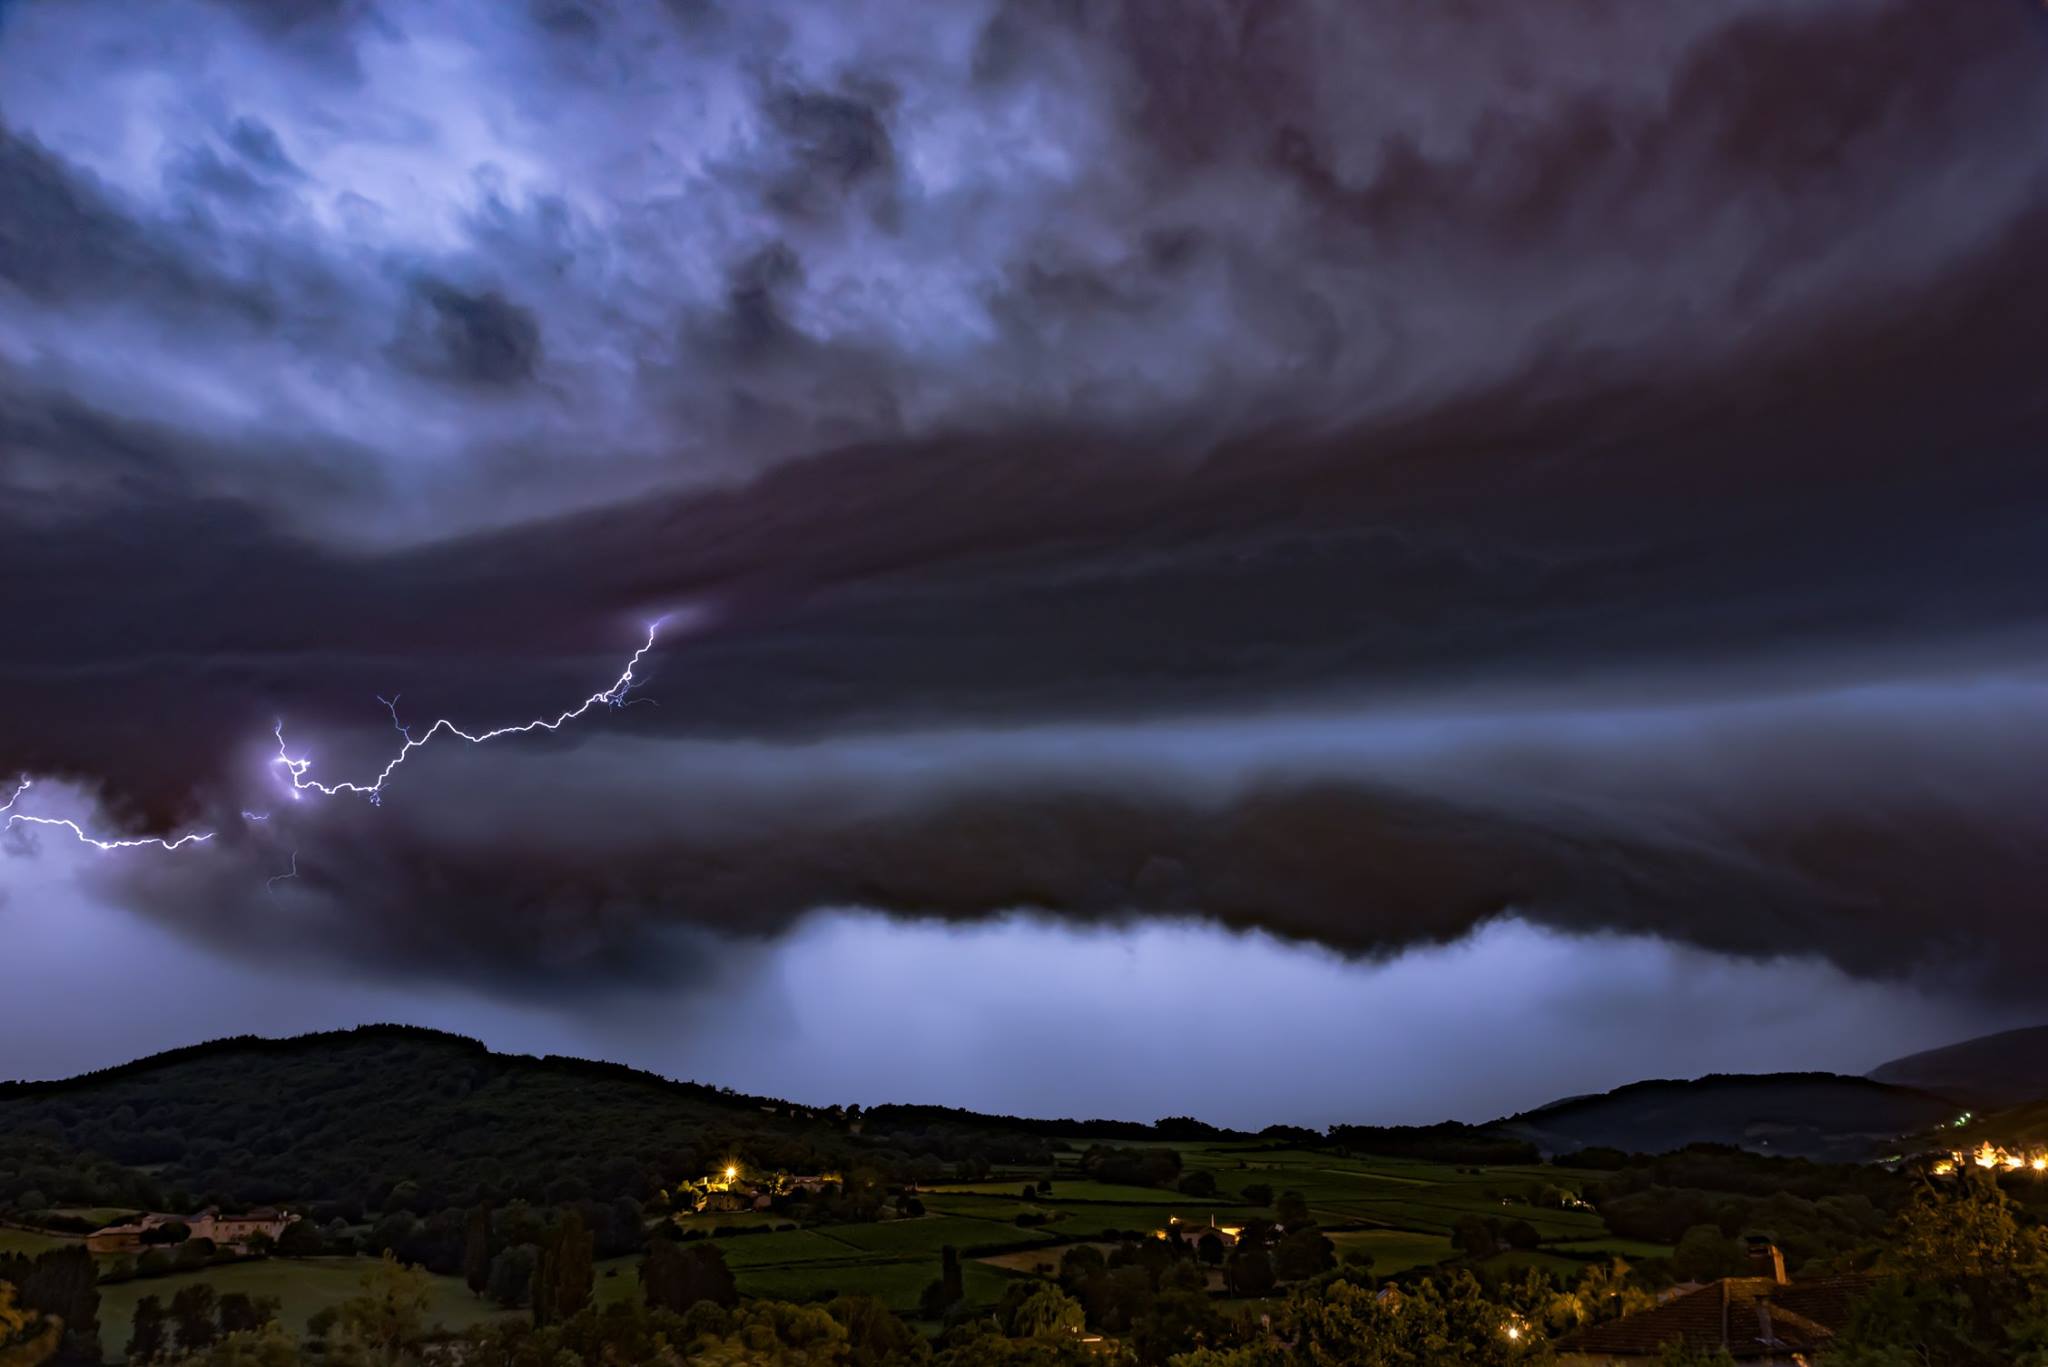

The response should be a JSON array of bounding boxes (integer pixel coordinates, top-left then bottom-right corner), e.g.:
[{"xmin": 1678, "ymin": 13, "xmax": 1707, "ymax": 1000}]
[{"xmin": 3, "ymin": 0, "xmax": 2046, "ymax": 1123}]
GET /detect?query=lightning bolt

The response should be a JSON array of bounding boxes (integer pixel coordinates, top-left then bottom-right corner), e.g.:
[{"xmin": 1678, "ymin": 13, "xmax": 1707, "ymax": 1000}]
[
  {"xmin": 272, "ymin": 619, "xmax": 663, "ymax": 804},
  {"xmin": 2, "ymin": 776, "xmax": 215, "ymax": 851},
  {"xmin": 3, "ymin": 621, "xmax": 664, "ymax": 854}
]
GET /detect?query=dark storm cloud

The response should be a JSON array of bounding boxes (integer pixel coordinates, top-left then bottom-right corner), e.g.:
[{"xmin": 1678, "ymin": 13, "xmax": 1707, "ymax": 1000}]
[
  {"xmin": 395, "ymin": 279, "xmax": 544, "ymax": 387},
  {"xmin": 3, "ymin": 0, "xmax": 2048, "ymax": 996}
]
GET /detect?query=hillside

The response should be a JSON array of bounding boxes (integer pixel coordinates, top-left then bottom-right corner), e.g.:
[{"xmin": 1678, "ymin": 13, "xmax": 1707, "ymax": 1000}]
[
  {"xmin": 1496, "ymin": 1072, "xmax": 1957, "ymax": 1161},
  {"xmin": 1868, "ymin": 1024, "xmax": 2048, "ymax": 1110},
  {"xmin": 0, "ymin": 1026, "xmax": 836, "ymax": 1219},
  {"xmin": 0, "ymin": 1026, "xmax": 1113, "ymax": 1221}
]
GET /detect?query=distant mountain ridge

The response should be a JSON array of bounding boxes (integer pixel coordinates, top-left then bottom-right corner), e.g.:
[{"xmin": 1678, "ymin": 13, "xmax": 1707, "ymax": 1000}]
[
  {"xmin": 1496, "ymin": 1071, "xmax": 1957, "ymax": 1162},
  {"xmin": 1868, "ymin": 1025, "xmax": 2048, "ymax": 1110}
]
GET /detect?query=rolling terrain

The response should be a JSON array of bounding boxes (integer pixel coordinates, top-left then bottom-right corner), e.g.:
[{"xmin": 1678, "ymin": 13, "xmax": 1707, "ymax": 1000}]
[
  {"xmin": 1869, "ymin": 1024, "xmax": 2048, "ymax": 1111},
  {"xmin": 1494, "ymin": 1072, "xmax": 1958, "ymax": 1162}
]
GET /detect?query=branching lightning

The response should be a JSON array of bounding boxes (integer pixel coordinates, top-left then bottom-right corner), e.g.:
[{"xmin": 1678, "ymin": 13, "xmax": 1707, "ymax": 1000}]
[
  {"xmin": 3, "ymin": 621, "xmax": 664, "ymax": 856},
  {"xmin": 272, "ymin": 619, "xmax": 663, "ymax": 804}
]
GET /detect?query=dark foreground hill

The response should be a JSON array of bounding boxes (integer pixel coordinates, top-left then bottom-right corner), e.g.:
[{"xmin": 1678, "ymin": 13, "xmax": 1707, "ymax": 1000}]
[
  {"xmin": 0, "ymin": 1026, "xmax": 837, "ymax": 1217},
  {"xmin": 1496, "ymin": 1072, "xmax": 1957, "ymax": 1162},
  {"xmin": 0, "ymin": 1026, "xmax": 1207, "ymax": 1219},
  {"xmin": 1868, "ymin": 1024, "xmax": 2048, "ymax": 1110}
]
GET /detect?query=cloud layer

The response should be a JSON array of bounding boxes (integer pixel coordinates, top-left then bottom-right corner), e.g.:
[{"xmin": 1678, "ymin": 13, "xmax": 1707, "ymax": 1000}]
[{"xmin": 3, "ymin": 0, "xmax": 2047, "ymax": 997}]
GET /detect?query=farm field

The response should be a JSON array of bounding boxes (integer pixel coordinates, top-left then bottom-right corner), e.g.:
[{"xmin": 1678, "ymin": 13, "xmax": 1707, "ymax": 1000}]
[
  {"xmin": 924, "ymin": 1181, "xmax": 1189, "ymax": 1205},
  {"xmin": 96, "ymin": 1258, "xmax": 515, "ymax": 1357},
  {"xmin": 1324, "ymin": 1229, "xmax": 1455, "ymax": 1276},
  {"xmin": 734, "ymin": 1258, "xmax": 1014, "ymax": 1314},
  {"xmin": 804, "ymin": 1214, "xmax": 1050, "ymax": 1258},
  {"xmin": 673, "ymin": 1221, "xmax": 1026, "ymax": 1314},
  {"xmin": 1549, "ymin": 1237, "xmax": 1678, "ymax": 1261},
  {"xmin": 51, "ymin": 1141, "xmax": 1641, "ymax": 1348},
  {"xmin": 0, "ymin": 1226, "xmax": 77, "ymax": 1258}
]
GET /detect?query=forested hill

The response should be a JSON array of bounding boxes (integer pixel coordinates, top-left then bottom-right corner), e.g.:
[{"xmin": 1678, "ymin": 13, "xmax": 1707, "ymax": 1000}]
[
  {"xmin": 0, "ymin": 1026, "xmax": 1242, "ymax": 1221},
  {"xmin": 1869, "ymin": 1024, "xmax": 2048, "ymax": 1110},
  {"xmin": 0, "ymin": 1026, "xmax": 1165, "ymax": 1219},
  {"xmin": 1496, "ymin": 1072, "xmax": 1957, "ymax": 1162},
  {"xmin": 0, "ymin": 1025, "xmax": 844, "ymax": 1219}
]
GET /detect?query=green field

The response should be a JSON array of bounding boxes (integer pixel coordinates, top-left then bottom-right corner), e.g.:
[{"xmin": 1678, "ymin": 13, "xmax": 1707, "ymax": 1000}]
[
  {"xmin": 698, "ymin": 1229, "xmax": 877, "ymax": 1268},
  {"xmin": 925, "ymin": 1181, "xmax": 1193, "ymax": 1205},
  {"xmin": 805, "ymin": 1215, "xmax": 1049, "ymax": 1258},
  {"xmin": 1549, "ymin": 1238, "xmax": 1677, "ymax": 1262},
  {"xmin": 735, "ymin": 1258, "xmax": 1015, "ymax": 1314},
  {"xmin": 1326, "ymin": 1229, "xmax": 1455, "ymax": 1276},
  {"xmin": 96, "ymin": 1259, "xmax": 514, "ymax": 1357},
  {"xmin": 0, "ymin": 1227, "xmax": 77, "ymax": 1258}
]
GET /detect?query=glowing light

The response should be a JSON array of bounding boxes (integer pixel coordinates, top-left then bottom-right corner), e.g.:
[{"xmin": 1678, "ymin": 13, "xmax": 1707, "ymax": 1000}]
[
  {"xmin": 724, "ymin": 1166, "xmax": 738, "ymax": 1181},
  {"xmin": 1940, "ymin": 1143, "xmax": 2048, "ymax": 1175},
  {"xmin": 2, "ymin": 777, "xmax": 214, "ymax": 852},
  {"xmin": 273, "ymin": 621, "xmax": 663, "ymax": 805}
]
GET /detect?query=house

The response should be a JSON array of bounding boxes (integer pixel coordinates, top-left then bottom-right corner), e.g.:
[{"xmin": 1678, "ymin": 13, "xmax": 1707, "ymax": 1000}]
[
  {"xmin": 188, "ymin": 1208, "xmax": 296, "ymax": 1249},
  {"xmin": 1558, "ymin": 1242, "xmax": 1874, "ymax": 1364},
  {"xmin": 85, "ymin": 1208, "xmax": 297, "ymax": 1255},
  {"xmin": 85, "ymin": 1215, "xmax": 174, "ymax": 1255},
  {"xmin": 1153, "ymin": 1216, "xmax": 1242, "ymax": 1248}
]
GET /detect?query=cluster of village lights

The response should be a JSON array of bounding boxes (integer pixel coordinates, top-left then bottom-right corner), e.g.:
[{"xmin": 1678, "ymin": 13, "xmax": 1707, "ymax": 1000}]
[{"xmin": 1931, "ymin": 1142, "xmax": 2048, "ymax": 1176}]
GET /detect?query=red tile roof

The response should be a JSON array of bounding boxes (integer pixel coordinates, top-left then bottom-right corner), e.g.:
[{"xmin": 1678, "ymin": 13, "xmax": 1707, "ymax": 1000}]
[{"xmin": 1560, "ymin": 1275, "xmax": 1876, "ymax": 1359}]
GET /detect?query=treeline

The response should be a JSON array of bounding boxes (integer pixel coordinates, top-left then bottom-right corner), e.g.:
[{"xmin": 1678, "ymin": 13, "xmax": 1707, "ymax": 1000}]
[
  {"xmin": 1580, "ymin": 1145, "xmax": 1903, "ymax": 1276},
  {"xmin": 1324, "ymin": 1122, "xmax": 1541, "ymax": 1166}
]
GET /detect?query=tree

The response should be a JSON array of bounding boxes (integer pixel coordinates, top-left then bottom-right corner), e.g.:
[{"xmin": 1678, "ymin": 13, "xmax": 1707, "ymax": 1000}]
[
  {"xmin": 484, "ymin": 1246, "xmax": 535, "ymax": 1309},
  {"xmin": 1450, "ymin": 1216, "xmax": 1500, "ymax": 1261},
  {"xmin": 1177, "ymin": 1172, "xmax": 1218, "ymax": 1199},
  {"xmin": 640, "ymin": 1241, "xmax": 735, "ymax": 1315},
  {"xmin": 128, "ymin": 1296, "xmax": 166, "ymax": 1365},
  {"xmin": 461, "ymin": 1206, "xmax": 493, "ymax": 1299},
  {"xmin": 0, "ymin": 1282, "xmax": 63, "ymax": 1367},
  {"xmin": 168, "ymin": 1285, "xmax": 217, "ymax": 1356},
  {"xmin": 1671, "ymin": 1225, "xmax": 1744, "ymax": 1282},
  {"xmin": 1831, "ymin": 1172, "xmax": 2048, "ymax": 1367},
  {"xmin": 1499, "ymin": 1220, "xmax": 1541, "ymax": 1252},
  {"xmin": 1012, "ymin": 1287, "xmax": 1085, "ymax": 1339},
  {"xmin": 1241, "ymin": 1184, "xmax": 1273, "ymax": 1207},
  {"xmin": 335, "ymin": 1253, "xmax": 434, "ymax": 1367},
  {"xmin": 1196, "ymin": 1232, "xmax": 1224, "ymax": 1267},
  {"xmin": 548, "ymin": 1211, "xmax": 594, "ymax": 1324},
  {"xmin": 1289, "ymin": 1273, "xmax": 1533, "ymax": 1366},
  {"xmin": 826, "ymin": 1294, "xmax": 924, "ymax": 1364},
  {"xmin": 1225, "ymin": 1248, "xmax": 1275, "ymax": 1297},
  {"xmin": 1273, "ymin": 1228, "xmax": 1335, "ymax": 1281},
  {"xmin": 940, "ymin": 1246, "xmax": 964, "ymax": 1306},
  {"xmin": 1275, "ymin": 1192, "xmax": 1310, "ymax": 1226},
  {"xmin": 215, "ymin": 1294, "xmax": 277, "ymax": 1336},
  {"xmin": 12, "ymin": 1248, "xmax": 97, "ymax": 1365},
  {"xmin": 1339, "ymin": 1244, "xmax": 1376, "ymax": 1276},
  {"xmin": 172, "ymin": 1325, "xmax": 297, "ymax": 1367}
]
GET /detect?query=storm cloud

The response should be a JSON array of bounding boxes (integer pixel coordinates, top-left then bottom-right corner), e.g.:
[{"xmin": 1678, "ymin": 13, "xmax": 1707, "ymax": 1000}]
[{"xmin": 3, "ymin": 0, "xmax": 2047, "ymax": 1000}]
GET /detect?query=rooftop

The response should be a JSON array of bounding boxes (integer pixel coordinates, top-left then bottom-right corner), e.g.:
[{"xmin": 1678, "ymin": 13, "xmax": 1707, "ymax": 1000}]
[{"xmin": 1560, "ymin": 1275, "xmax": 1877, "ymax": 1360}]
